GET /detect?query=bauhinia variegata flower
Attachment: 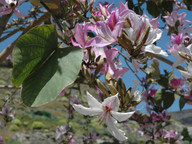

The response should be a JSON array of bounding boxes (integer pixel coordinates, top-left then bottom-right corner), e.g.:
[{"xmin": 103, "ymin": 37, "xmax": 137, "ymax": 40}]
[{"xmin": 72, "ymin": 92, "xmax": 135, "ymax": 141}]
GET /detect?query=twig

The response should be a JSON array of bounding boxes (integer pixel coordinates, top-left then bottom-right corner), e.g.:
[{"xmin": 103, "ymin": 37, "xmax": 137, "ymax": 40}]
[
  {"xmin": 118, "ymin": 51, "xmax": 143, "ymax": 83},
  {"xmin": 0, "ymin": 12, "xmax": 51, "ymax": 64},
  {"xmin": 0, "ymin": 14, "xmax": 13, "ymax": 37},
  {"xmin": 124, "ymin": 58, "xmax": 143, "ymax": 84},
  {"xmin": 4, "ymin": 8, "xmax": 46, "ymax": 30},
  {"xmin": 0, "ymin": 27, "xmax": 25, "ymax": 43},
  {"xmin": 146, "ymin": 52, "xmax": 186, "ymax": 71},
  {"xmin": 0, "ymin": 85, "xmax": 21, "ymax": 89},
  {"xmin": 40, "ymin": 1, "xmax": 63, "ymax": 32}
]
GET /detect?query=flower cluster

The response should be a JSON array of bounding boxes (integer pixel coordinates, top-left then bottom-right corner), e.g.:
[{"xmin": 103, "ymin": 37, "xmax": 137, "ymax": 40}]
[
  {"xmin": 162, "ymin": 129, "xmax": 183, "ymax": 143},
  {"xmin": 72, "ymin": 1, "xmax": 167, "ymax": 77}
]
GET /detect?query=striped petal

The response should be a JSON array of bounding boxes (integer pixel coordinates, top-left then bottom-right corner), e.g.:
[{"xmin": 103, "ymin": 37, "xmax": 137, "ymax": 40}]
[
  {"xmin": 106, "ymin": 114, "xmax": 128, "ymax": 141},
  {"xmin": 73, "ymin": 104, "xmax": 103, "ymax": 116},
  {"xmin": 111, "ymin": 111, "xmax": 135, "ymax": 122}
]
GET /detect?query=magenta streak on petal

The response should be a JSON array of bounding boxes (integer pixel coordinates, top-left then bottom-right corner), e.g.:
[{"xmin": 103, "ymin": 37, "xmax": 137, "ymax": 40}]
[
  {"xmin": 135, "ymin": 22, "xmax": 146, "ymax": 44},
  {"xmin": 107, "ymin": 12, "xmax": 117, "ymax": 31}
]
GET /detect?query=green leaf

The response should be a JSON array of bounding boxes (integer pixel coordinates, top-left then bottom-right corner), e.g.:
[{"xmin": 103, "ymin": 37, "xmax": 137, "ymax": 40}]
[
  {"xmin": 135, "ymin": 6, "xmax": 143, "ymax": 15},
  {"xmin": 154, "ymin": 89, "xmax": 163, "ymax": 106},
  {"xmin": 138, "ymin": 0, "xmax": 145, "ymax": 6},
  {"xmin": 146, "ymin": 60, "xmax": 160, "ymax": 80},
  {"xmin": 184, "ymin": 0, "xmax": 192, "ymax": 10},
  {"xmin": 22, "ymin": 47, "xmax": 83, "ymax": 107},
  {"xmin": 162, "ymin": 91, "xmax": 175, "ymax": 109},
  {"xmin": 179, "ymin": 97, "xmax": 188, "ymax": 110},
  {"xmin": 161, "ymin": 1, "xmax": 173, "ymax": 14},
  {"xmin": 12, "ymin": 25, "xmax": 57, "ymax": 86},
  {"xmin": 12, "ymin": 25, "xmax": 83, "ymax": 106},
  {"xmin": 155, "ymin": 89, "xmax": 175, "ymax": 109},
  {"xmin": 127, "ymin": 0, "xmax": 134, "ymax": 10},
  {"xmin": 146, "ymin": 1, "xmax": 161, "ymax": 17},
  {"xmin": 157, "ymin": 75, "xmax": 168, "ymax": 88}
]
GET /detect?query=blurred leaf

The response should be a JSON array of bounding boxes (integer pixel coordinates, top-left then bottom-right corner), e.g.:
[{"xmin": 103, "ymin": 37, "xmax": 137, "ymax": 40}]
[
  {"xmin": 154, "ymin": 89, "xmax": 163, "ymax": 106},
  {"xmin": 146, "ymin": 60, "xmax": 160, "ymax": 80},
  {"xmin": 168, "ymin": 70, "xmax": 174, "ymax": 82},
  {"xmin": 127, "ymin": 0, "xmax": 134, "ymax": 10},
  {"xmin": 135, "ymin": 6, "xmax": 143, "ymax": 15},
  {"xmin": 138, "ymin": 0, "xmax": 145, "ymax": 6},
  {"xmin": 162, "ymin": 91, "xmax": 175, "ymax": 109},
  {"xmin": 146, "ymin": 1, "xmax": 161, "ymax": 17},
  {"xmin": 155, "ymin": 89, "xmax": 175, "ymax": 109},
  {"xmin": 179, "ymin": 97, "xmax": 188, "ymax": 110},
  {"xmin": 108, "ymin": 84, "xmax": 118, "ymax": 95},
  {"xmin": 157, "ymin": 70, "xmax": 174, "ymax": 88},
  {"xmin": 161, "ymin": 1, "xmax": 173, "ymax": 15},
  {"xmin": 157, "ymin": 75, "xmax": 168, "ymax": 88},
  {"xmin": 184, "ymin": 0, "xmax": 192, "ymax": 10}
]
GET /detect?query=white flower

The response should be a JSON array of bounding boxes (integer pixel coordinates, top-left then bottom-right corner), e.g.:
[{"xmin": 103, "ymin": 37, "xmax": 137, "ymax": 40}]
[
  {"xmin": 72, "ymin": 92, "xmax": 134, "ymax": 141},
  {"xmin": 180, "ymin": 62, "xmax": 192, "ymax": 79},
  {"xmin": 123, "ymin": 13, "xmax": 168, "ymax": 57}
]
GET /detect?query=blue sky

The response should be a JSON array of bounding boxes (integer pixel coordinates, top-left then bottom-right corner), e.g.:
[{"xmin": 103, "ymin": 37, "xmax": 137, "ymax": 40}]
[{"xmin": 0, "ymin": 0, "xmax": 192, "ymax": 112}]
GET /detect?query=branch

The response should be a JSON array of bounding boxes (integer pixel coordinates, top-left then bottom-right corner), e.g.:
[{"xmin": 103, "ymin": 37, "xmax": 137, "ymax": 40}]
[
  {"xmin": 0, "ymin": 14, "xmax": 13, "ymax": 37},
  {"xmin": 0, "ymin": 27, "xmax": 25, "ymax": 43},
  {"xmin": 0, "ymin": 85, "xmax": 21, "ymax": 89},
  {"xmin": 146, "ymin": 52, "xmax": 186, "ymax": 71},
  {"xmin": 5, "ymin": 8, "xmax": 45, "ymax": 30},
  {"xmin": 0, "ymin": 12, "xmax": 51, "ymax": 64}
]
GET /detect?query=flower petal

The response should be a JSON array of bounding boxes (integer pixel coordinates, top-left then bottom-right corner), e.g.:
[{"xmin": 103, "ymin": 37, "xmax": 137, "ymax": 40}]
[
  {"xmin": 86, "ymin": 92, "xmax": 102, "ymax": 109},
  {"xmin": 172, "ymin": 59, "xmax": 185, "ymax": 67},
  {"xmin": 74, "ymin": 23, "xmax": 85, "ymax": 47},
  {"xmin": 106, "ymin": 114, "xmax": 128, "ymax": 141},
  {"xmin": 0, "ymin": 0, "xmax": 6, "ymax": 5},
  {"xmin": 93, "ymin": 36, "xmax": 112, "ymax": 47},
  {"xmin": 14, "ymin": 9, "xmax": 27, "ymax": 17},
  {"xmin": 102, "ymin": 93, "xmax": 119, "ymax": 112},
  {"xmin": 111, "ymin": 111, "xmax": 134, "ymax": 122},
  {"xmin": 0, "ymin": 7, "xmax": 12, "ymax": 15},
  {"xmin": 73, "ymin": 104, "xmax": 103, "ymax": 116}
]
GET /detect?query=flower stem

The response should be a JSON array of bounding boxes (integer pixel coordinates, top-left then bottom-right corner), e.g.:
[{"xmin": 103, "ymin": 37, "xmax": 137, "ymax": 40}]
[{"xmin": 146, "ymin": 52, "xmax": 186, "ymax": 71}]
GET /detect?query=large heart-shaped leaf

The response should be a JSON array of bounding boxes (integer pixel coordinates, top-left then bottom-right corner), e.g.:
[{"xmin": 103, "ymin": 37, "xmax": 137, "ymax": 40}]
[
  {"xmin": 22, "ymin": 47, "xmax": 83, "ymax": 106},
  {"xmin": 12, "ymin": 25, "xmax": 83, "ymax": 106},
  {"xmin": 12, "ymin": 25, "xmax": 57, "ymax": 86}
]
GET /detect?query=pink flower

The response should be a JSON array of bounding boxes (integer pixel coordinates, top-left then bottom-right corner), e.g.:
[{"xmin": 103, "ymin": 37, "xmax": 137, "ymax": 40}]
[
  {"xmin": 180, "ymin": 62, "xmax": 192, "ymax": 80},
  {"xmin": 148, "ymin": 88, "xmax": 157, "ymax": 98},
  {"xmin": 59, "ymin": 88, "xmax": 65, "ymax": 96},
  {"xmin": 183, "ymin": 83, "xmax": 192, "ymax": 105},
  {"xmin": 0, "ymin": 136, "xmax": 3, "ymax": 143},
  {"xmin": 164, "ymin": 10, "xmax": 190, "ymax": 27},
  {"xmin": 93, "ymin": 20, "xmax": 124, "ymax": 47},
  {"xmin": 68, "ymin": 135, "xmax": 75, "ymax": 143},
  {"xmin": 55, "ymin": 125, "xmax": 71, "ymax": 140},
  {"xmin": 87, "ymin": 131, "xmax": 98, "ymax": 143},
  {"xmin": 71, "ymin": 23, "xmax": 95, "ymax": 49},
  {"xmin": 124, "ymin": 13, "xmax": 167, "ymax": 56},
  {"xmin": 0, "ymin": 0, "xmax": 27, "ymax": 17},
  {"xmin": 171, "ymin": 44, "xmax": 192, "ymax": 67},
  {"xmin": 163, "ymin": 129, "xmax": 183, "ymax": 143},
  {"xmin": 100, "ymin": 48, "xmax": 128, "ymax": 79},
  {"xmin": 0, "ymin": 104, "xmax": 15, "ymax": 120},
  {"xmin": 73, "ymin": 92, "xmax": 135, "ymax": 141},
  {"xmin": 151, "ymin": 113, "xmax": 160, "ymax": 121},
  {"xmin": 97, "ymin": 3, "xmax": 114, "ymax": 18},
  {"xmin": 170, "ymin": 78, "xmax": 185, "ymax": 90},
  {"xmin": 170, "ymin": 33, "xmax": 187, "ymax": 46}
]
